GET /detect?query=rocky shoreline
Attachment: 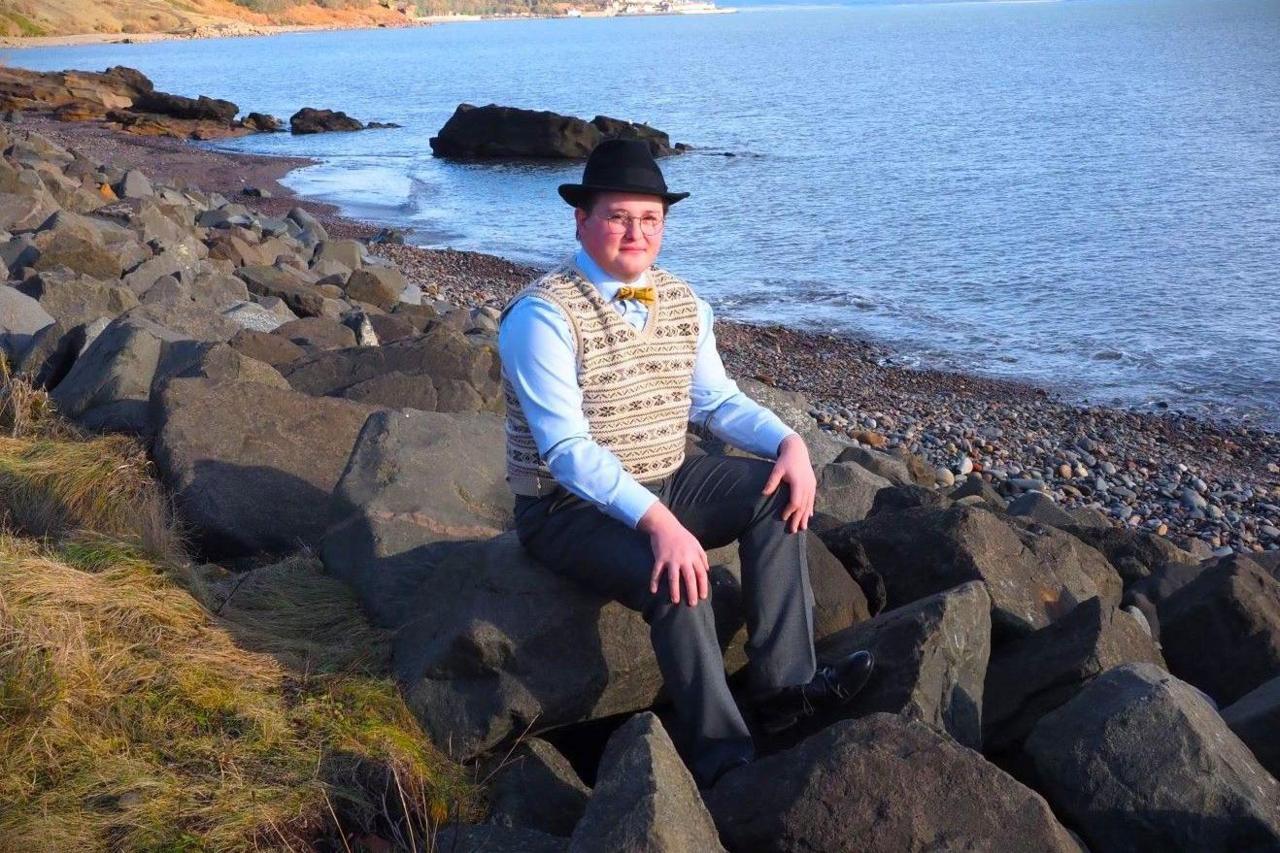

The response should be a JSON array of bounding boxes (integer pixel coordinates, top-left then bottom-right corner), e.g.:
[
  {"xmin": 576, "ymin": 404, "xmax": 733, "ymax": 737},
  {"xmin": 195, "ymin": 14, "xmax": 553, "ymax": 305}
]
[
  {"xmin": 16, "ymin": 113, "xmax": 1279, "ymax": 557},
  {"xmin": 3, "ymin": 106, "xmax": 1280, "ymax": 852}
]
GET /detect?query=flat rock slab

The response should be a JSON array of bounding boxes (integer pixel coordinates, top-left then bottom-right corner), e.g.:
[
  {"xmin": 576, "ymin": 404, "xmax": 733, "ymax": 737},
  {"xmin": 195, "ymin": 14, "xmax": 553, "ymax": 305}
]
[
  {"xmin": 322, "ymin": 408, "xmax": 512, "ymax": 628},
  {"xmin": 1025, "ymin": 663, "xmax": 1280, "ymax": 853},
  {"xmin": 1157, "ymin": 554, "xmax": 1280, "ymax": 706},
  {"xmin": 983, "ymin": 596, "xmax": 1166, "ymax": 754},
  {"xmin": 706, "ymin": 713, "xmax": 1083, "ymax": 853},
  {"xmin": 569, "ymin": 713, "xmax": 725, "ymax": 853},
  {"xmin": 153, "ymin": 377, "xmax": 379, "ymax": 558},
  {"xmin": 806, "ymin": 581, "xmax": 991, "ymax": 750}
]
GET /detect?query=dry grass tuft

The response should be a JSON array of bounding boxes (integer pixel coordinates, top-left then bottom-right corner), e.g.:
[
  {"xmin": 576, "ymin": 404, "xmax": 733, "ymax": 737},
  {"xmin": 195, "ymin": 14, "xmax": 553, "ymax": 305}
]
[{"xmin": 0, "ymin": 367, "xmax": 477, "ymax": 851}]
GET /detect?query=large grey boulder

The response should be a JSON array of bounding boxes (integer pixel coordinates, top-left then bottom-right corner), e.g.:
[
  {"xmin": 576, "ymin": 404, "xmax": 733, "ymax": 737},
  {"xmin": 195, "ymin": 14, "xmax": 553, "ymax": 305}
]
[
  {"xmin": 1025, "ymin": 663, "xmax": 1280, "ymax": 853},
  {"xmin": 236, "ymin": 265, "xmax": 326, "ymax": 318},
  {"xmin": 814, "ymin": 460, "xmax": 891, "ymax": 524},
  {"xmin": 15, "ymin": 318, "xmax": 82, "ymax": 389},
  {"xmin": 152, "ymin": 378, "xmax": 379, "ymax": 558},
  {"xmin": 983, "ymin": 596, "xmax": 1166, "ymax": 754},
  {"xmin": 569, "ymin": 713, "xmax": 725, "ymax": 853},
  {"xmin": 0, "ymin": 285, "xmax": 53, "ymax": 361},
  {"xmin": 49, "ymin": 315, "xmax": 193, "ymax": 433},
  {"xmin": 1157, "ymin": 554, "xmax": 1280, "ymax": 705},
  {"xmin": 821, "ymin": 504, "xmax": 1123, "ymax": 639},
  {"xmin": 486, "ymin": 737, "xmax": 590, "ymax": 837},
  {"xmin": 322, "ymin": 408, "xmax": 512, "ymax": 628},
  {"xmin": 344, "ymin": 266, "xmax": 405, "ymax": 310},
  {"xmin": 1222, "ymin": 676, "xmax": 1280, "ymax": 779},
  {"xmin": 706, "ymin": 714, "xmax": 1083, "ymax": 853},
  {"xmin": 805, "ymin": 581, "xmax": 991, "ymax": 749},
  {"xmin": 17, "ymin": 269, "xmax": 138, "ymax": 327},
  {"xmin": 1067, "ymin": 524, "xmax": 1197, "ymax": 587},
  {"xmin": 284, "ymin": 324, "xmax": 503, "ymax": 413},
  {"xmin": 395, "ymin": 532, "xmax": 664, "ymax": 759}
]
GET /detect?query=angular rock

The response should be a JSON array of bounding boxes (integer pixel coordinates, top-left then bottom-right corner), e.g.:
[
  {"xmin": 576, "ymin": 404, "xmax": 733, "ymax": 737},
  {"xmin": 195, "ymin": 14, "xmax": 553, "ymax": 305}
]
[
  {"xmin": 152, "ymin": 378, "xmax": 379, "ymax": 558},
  {"xmin": 834, "ymin": 445, "xmax": 912, "ymax": 486},
  {"xmin": 1157, "ymin": 554, "xmax": 1280, "ymax": 705},
  {"xmin": 0, "ymin": 284, "xmax": 53, "ymax": 360},
  {"xmin": 284, "ymin": 324, "xmax": 503, "ymax": 413},
  {"xmin": 221, "ymin": 300, "xmax": 287, "ymax": 333},
  {"xmin": 237, "ymin": 265, "xmax": 325, "ymax": 318},
  {"xmin": 395, "ymin": 532, "xmax": 659, "ymax": 758},
  {"xmin": 121, "ymin": 300, "xmax": 242, "ymax": 343},
  {"xmin": 322, "ymin": 408, "xmax": 512, "ymax": 627},
  {"xmin": 366, "ymin": 312, "xmax": 416, "ymax": 344},
  {"xmin": 1025, "ymin": 663, "xmax": 1280, "ymax": 853},
  {"xmin": 821, "ymin": 504, "xmax": 1123, "ymax": 639},
  {"xmin": 289, "ymin": 107, "xmax": 364, "ymax": 134},
  {"xmin": 866, "ymin": 482, "xmax": 951, "ymax": 517},
  {"xmin": 706, "ymin": 714, "xmax": 1083, "ymax": 853},
  {"xmin": 17, "ymin": 269, "xmax": 138, "ymax": 327},
  {"xmin": 272, "ymin": 316, "xmax": 356, "ymax": 351},
  {"xmin": 1222, "ymin": 676, "xmax": 1280, "ymax": 779},
  {"xmin": 1066, "ymin": 524, "xmax": 1196, "ymax": 587},
  {"xmin": 49, "ymin": 315, "xmax": 190, "ymax": 433},
  {"xmin": 806, "ymin": 582, "xmax": 991, "ymax": 749},
  {"xmin": 164, "ymin": 341, "xmax": 290, "ymax": 391},
  {"xmin": 814, "ymin": 460, "xmax": 891, "ymax": 524},
  {"xmin": 31, "ymin": 227, "xmax": 125, "ymax": 280},
  {"xmin": 569, "ymin": 713, "xmax": 724, "ymax": 853},
  {"xmin": 344, "ymin": 265, "xmax": 405, "ymax": 310},
  {"xmin": 1007, "ymin": 491, "xmax": 1077, "ymax": 528},
  {"xmin": 949, "ymin": 476, "xmax": 1007, "ymax": 511},
  {"xmin": 14, "ymin": 318, "xmax": 82, "ymax": 389},
  {"xmin": 228, "ymin": 327, "xmax": 307, "ymax": 369},
  {"xmin": 487, "ymin": 737, "xmax": 590, "ymax": 837},
  {"xmin": 983, "ymin": 596, "xmax": 1166, "ymax": 754}
]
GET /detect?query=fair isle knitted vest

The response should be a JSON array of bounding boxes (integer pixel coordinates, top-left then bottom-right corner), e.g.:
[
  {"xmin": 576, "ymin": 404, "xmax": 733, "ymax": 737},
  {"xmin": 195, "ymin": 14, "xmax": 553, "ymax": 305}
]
[{"xmin": 501, "ymin": 262, "xmax": 701, "ymax": 497}]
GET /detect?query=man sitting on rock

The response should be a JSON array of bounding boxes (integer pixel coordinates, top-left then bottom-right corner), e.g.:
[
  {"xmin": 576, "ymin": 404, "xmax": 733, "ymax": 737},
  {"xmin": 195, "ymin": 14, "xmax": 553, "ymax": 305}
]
[{"xmin": 498, "ymin": 139, "xmax": 874, "ymax": 788}]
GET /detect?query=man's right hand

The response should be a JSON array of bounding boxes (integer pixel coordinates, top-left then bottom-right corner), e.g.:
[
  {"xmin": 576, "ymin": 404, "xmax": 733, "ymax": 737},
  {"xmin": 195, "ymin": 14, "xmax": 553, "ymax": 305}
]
[{"xmin": 638, "ymin": 502, "xmax": 709, "ymax": 607}]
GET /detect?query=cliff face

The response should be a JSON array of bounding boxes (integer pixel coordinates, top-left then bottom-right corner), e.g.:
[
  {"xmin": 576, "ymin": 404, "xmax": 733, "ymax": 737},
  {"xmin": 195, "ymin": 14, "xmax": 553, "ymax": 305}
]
[{"xmin": 0, "ymin": 0, "xmax": 415, "ymax": 39}]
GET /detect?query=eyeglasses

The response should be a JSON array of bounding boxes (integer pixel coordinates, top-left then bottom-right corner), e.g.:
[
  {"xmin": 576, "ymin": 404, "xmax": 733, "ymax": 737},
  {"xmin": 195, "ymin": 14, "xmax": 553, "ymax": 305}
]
[{"xmin": 593, "ymin": 211, "xmax": 666, "ymax": 236}]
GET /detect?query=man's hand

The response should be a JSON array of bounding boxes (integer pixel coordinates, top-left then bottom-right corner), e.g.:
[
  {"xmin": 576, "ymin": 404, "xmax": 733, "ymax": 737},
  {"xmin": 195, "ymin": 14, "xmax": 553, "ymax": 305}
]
[
  {"xmin": 638, "ymin": 502, "xmax": 709, "ymax": 607},
  {"xmin": 762, "ymin": 433, "xmax": 816, "ymax": 533}
]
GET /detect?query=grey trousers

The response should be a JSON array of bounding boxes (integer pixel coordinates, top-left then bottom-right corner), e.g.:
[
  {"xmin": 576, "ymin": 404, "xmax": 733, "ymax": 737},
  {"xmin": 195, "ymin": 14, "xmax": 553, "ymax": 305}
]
[{"xmin": 513, "ymin": 453, "xmax": 817, "ymax": 785}]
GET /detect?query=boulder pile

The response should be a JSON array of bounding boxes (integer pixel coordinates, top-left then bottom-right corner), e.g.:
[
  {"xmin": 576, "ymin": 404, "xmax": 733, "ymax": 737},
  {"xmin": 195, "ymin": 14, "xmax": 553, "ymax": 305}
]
[
  {"xmin": 0, "ymin": 65, "xmax": 393, "ymax": 141},
  {"xmin": 3, "ymin": 123, "xmax": 1278, "ymax": 850}
]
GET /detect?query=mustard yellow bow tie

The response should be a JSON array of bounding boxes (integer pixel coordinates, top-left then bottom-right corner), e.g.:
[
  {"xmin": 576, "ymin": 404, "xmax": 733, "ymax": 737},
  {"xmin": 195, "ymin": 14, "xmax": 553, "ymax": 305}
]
[{"xmin": 614, "ymin": 285, "xmax": 657, "ymax": 307}]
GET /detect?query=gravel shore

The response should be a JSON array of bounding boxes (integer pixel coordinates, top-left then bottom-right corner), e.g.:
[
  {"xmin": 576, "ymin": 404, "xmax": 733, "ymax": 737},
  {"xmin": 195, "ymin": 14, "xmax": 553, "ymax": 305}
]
[{"xmin": 18, "ymin": 115, "xmax": 1280, "ymax": 556}]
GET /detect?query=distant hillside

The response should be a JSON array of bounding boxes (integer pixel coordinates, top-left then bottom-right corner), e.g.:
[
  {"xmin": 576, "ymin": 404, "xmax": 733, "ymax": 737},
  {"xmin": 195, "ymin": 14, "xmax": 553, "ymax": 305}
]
[{"xmin": 0, "ymin": 0, "xmax": 597, "ymax": 38}]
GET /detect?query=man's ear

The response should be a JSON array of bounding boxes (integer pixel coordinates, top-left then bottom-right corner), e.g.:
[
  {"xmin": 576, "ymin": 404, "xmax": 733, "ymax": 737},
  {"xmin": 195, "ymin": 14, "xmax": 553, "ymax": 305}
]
[{"xmin": 574, "ymin": 207, "xmax": 588, "ymax": 241}]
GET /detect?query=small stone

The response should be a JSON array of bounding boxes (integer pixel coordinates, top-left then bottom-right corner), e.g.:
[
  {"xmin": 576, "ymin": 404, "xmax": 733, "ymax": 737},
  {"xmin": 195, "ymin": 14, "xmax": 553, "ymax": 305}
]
[
  {"xmin": 1181, "ymin": 489, "xmax": 1207, "ymax": 510},
  {"xmin": 959, "ymin": 456, "xmax": 974, "ymax": 476},
  {"xmin": 1058, "ymin": 464, "xmax": 1073, "ymax": 479}
]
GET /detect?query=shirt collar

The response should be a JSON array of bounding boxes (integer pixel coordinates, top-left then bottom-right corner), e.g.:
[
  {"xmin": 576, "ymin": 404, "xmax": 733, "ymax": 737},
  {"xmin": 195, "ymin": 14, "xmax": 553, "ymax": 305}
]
[{"xmin": 574, "ymin": 247, "xmax": 647, "ymax": 302}]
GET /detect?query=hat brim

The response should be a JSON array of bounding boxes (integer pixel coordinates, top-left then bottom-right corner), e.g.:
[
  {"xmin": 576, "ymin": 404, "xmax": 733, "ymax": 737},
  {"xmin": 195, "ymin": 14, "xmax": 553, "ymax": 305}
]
[{"xmin": 558, "ymin": 182, "xmax": 690, "ymax": 208}]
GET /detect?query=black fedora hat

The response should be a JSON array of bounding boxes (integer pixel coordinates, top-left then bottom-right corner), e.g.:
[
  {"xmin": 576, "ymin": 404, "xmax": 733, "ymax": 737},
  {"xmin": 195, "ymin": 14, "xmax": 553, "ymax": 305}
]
[{"xmin": 558, "ymin": 138, "xmax": 690, "ymax": 208}]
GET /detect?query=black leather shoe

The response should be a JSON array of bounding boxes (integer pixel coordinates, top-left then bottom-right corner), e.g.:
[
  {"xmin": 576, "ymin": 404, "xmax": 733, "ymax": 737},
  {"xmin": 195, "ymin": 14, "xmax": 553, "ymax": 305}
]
[{"xmin": 754, "ymin": 650, "xmax": 875, "ymax": 735}]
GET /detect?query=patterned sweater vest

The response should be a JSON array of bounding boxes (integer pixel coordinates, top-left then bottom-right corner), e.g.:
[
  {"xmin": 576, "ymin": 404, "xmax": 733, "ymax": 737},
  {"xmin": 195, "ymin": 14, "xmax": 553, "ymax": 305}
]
[{"xmin": 501, "ymin": 262, "xmax": 701, "ymax": 496}]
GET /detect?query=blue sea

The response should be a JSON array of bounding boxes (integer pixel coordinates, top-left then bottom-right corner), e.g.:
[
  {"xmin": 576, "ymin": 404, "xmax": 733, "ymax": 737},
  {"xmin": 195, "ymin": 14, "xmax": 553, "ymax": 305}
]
[{"xmin": 5, "ymin": 0, "xmax": 1279, "ymax": 426}]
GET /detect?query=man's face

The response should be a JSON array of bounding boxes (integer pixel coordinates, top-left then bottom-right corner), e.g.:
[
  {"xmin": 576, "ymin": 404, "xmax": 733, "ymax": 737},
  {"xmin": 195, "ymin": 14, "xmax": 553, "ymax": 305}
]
[{"xmin": 575, "ymin": 191, "xmax": 666, "ymax": 282}]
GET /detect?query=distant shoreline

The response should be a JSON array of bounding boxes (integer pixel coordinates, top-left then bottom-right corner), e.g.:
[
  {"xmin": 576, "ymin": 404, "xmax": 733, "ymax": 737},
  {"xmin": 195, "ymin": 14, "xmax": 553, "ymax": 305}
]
[{"xmin": 0, "ymin": 7, "xmax": 735, "ymax": 51}]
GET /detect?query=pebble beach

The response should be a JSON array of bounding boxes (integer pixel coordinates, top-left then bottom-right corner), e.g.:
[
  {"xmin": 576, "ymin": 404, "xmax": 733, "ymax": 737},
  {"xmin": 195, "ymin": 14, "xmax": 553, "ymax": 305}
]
[{"xmin": 17, "ymin": 114, "xmax": 1280, "ymax": 558}]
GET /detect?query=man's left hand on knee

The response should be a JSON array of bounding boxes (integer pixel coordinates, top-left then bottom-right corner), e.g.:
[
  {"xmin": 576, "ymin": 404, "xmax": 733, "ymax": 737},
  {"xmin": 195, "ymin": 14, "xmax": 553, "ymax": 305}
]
[{"xmin": 762, "ymin": 434, "xmax": 816, "ymax": 533}]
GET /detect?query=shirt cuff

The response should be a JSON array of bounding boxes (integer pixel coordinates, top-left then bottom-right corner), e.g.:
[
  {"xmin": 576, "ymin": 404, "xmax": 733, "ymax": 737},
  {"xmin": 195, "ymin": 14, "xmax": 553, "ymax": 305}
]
[
  {"xmin": 611, "ymin": 482, "xmax": 661, "ymax": 529},
  {"xmin": 762, "ymin": 423, "xmax": 800, "ymax": 459}
]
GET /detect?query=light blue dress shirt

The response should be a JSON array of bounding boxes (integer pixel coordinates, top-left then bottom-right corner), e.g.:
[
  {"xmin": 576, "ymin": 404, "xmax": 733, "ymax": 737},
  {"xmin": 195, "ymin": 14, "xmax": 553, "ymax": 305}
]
[{"xmin": 498, "ymin": 248, "xmax": 796, "ymax": 528}]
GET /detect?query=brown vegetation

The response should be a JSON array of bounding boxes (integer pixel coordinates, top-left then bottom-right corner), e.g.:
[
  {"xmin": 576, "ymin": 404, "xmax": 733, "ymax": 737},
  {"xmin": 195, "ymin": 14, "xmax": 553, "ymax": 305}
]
[{"xmin": 0, "ymin": 367, "xmax": 477, "ymax": 851}]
